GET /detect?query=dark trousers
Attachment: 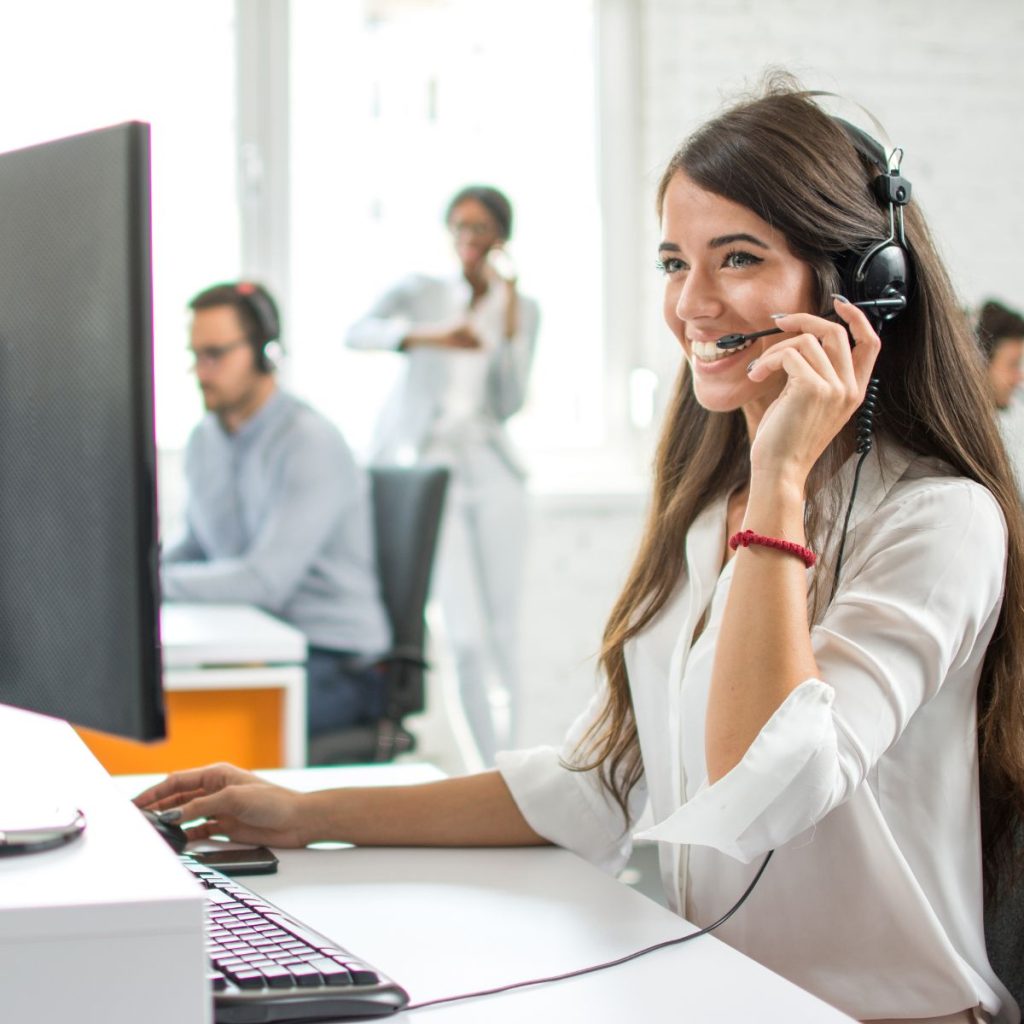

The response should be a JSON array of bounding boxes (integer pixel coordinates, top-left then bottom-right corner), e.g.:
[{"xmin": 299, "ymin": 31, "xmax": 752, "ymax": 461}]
[{"xmin": 306, "ymin": 647, "xmax": 386, "ymax": 739}]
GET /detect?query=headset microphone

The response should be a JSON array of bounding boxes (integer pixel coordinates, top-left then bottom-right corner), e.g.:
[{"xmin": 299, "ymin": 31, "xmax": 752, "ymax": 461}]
[{"xmin": 715, "ymin": 295, "xmax": 907, "ymax": 350}]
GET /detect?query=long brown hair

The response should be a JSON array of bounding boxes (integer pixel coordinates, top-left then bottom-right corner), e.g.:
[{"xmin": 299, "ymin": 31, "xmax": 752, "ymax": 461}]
[{"xmin": 571, "ymin": 76, "xmax": 1024, "ymax": 897}]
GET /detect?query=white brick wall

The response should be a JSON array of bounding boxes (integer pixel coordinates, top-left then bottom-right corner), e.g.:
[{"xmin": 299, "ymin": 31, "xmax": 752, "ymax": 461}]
[{"xmin": 518, "ymin": 491, "xmax": 648, "ymax": 747}]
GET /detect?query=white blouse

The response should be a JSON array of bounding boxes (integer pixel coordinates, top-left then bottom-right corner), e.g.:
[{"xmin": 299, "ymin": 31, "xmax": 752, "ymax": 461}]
[
  {"xmin": 345, "ymin": 273, "xmax": 539, "ymax": 472},
  {"xmin": 497, "ymin": 444, "xmax": 1017, "ymax": 1022}
]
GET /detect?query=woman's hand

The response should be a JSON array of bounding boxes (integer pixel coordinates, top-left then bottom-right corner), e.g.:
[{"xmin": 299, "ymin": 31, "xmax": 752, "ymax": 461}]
[
  {"xmin": 133, "ymin": 762, "xmax": 311, "ymax": 848},
  {"xmin": 746, "ymin": 297, "xmax": 881, "ymax": 486},
  {"xmin": 487, "ymin": 246, "xmax": 518, "ymax": 286},
  {"xmin": 402, "ymin": 321, "xmax": 481, "ymax": 350}
]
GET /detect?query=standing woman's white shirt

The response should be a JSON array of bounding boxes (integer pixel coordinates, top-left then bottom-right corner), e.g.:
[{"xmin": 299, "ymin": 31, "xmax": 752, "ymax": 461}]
[{"xmin": 346, "ymin": 270, "xmax": 540, "ymax": 763}]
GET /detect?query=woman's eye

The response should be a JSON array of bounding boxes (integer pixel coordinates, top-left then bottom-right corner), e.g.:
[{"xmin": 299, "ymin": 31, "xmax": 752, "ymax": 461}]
[
  {"xmin": 656, "ymin": 257, "xmax": 686, "ymax": 275},
  {"xmin": 723, "ymin": 250, "xmax": 763, "ymax": 269}
]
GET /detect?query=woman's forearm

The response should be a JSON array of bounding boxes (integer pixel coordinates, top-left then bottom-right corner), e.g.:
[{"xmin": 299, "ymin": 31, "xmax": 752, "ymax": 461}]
[
  {"xmin": 297, "ymin": 770, "xmax": 549, "ymax": 848},
  {"xmin": 705, "ymin": 475, "xmax": 820, "ymax": 783}
]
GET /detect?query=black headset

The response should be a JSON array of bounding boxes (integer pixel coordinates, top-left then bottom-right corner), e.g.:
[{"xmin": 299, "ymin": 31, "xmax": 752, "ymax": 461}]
[
  {"xmin": 832, "ymin": 118, "xmax": 914, "ymax": 324},
  {"xmin": 234, "ymin": 282, "xmax": 281, "ymax": 373}
]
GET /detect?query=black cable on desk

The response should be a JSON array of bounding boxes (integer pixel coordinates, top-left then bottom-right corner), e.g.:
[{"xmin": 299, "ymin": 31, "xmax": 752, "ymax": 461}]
[{"xmin": 403, "ymin": 849, "xmax": 773, "ymax": 1013}]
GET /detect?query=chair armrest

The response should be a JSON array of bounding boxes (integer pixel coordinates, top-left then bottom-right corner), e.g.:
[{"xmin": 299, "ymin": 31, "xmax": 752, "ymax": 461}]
[{"xmin": 376, "ymin": 645, "xmax": 430, "ymax": 670}]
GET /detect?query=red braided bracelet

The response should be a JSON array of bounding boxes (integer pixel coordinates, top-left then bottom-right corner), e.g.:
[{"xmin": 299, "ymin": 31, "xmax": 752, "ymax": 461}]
[{"xmin": 729, "ymin": 530, "xmax": 817, "ymax": 568}]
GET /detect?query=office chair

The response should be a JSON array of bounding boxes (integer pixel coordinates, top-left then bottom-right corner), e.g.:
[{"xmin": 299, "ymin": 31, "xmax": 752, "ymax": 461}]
[
  {"xmin": 308, "ymin": 465, "xmax": 449, "ymax": 765},
  {"xmin": 985, "ymin": 835, "xmax": 1024, "ymax": 1010}
]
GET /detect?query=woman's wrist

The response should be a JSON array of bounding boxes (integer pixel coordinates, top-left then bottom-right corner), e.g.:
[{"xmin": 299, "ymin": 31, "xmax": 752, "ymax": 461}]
[
  {"xmin": 746, "ymin": 472, "xmax": 806, "ymax": 517},
  {"xmin": 297, "ymin": 789, "xmax": 341, "ymax": 845},
  {"xmin": 400, "ymin": 331, "xmax": 427, "ymax": 351}
]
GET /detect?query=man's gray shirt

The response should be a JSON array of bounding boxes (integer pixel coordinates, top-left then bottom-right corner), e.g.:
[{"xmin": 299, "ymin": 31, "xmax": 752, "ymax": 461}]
[{"xmin": 162, "ymin": 390, "xmax": 391, "ymax": 656}]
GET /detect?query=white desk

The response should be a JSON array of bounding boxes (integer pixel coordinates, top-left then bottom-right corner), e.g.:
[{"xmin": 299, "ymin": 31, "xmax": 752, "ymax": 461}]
[
  {"xmin": 162, "ymin": 602, "xmax": 308, "ymax": 767},
  {"xmin": 0, "ymin": 705, "xmax": 209, "ymax": 1024},
  {"xmin": 116, "ymin": 765, "xmax": 854, "ymax": 1023}
]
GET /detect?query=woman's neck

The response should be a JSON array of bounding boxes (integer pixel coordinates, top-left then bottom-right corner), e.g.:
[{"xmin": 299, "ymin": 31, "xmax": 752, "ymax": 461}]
[{"xmin": 462, "ymin": 264, "xmax": 489, "ymax": 301}]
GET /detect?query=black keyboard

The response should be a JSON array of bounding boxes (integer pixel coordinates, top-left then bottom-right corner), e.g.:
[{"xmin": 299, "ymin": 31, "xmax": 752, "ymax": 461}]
[{"xmin": 182, "ymin": 854, "xmax": 409, "ymax": 1022}]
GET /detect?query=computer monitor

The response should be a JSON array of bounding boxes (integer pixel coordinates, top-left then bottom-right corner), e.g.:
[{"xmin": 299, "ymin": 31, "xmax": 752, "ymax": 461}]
[{"xmin": 0, "ymin": 121, "xmax": 164, "ymax": 741}]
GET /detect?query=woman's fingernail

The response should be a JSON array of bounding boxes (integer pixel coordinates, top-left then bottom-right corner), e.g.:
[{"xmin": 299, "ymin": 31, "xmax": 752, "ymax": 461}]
[
  {"xmin": 832, "ymin": 293, "xmax": 850, "ymax": 304},
  {"xmin": 746, "ymin": 358, "xmax": 758, "ymax": 374},
  {"xmin": 158, "ymin": 809, "xmax": 183, "ymax": 823},
  {"xmin": 769, "ymin": 313, "xmax": 789, "ymax": 320}
]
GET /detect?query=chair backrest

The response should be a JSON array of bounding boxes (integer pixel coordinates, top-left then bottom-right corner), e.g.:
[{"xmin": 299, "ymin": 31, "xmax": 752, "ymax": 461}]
[
  {"xmin": 369, "ymin": 465, "xmax": 449, "ymax": 719},
  {"xmin": 985, "ymin": 840, "xmax": 1024, "ymax": 1011}
]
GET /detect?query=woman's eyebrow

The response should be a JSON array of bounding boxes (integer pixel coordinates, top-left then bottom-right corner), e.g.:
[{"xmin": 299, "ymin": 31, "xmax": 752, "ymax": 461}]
[
  {"xmin": 708, "ymin": 232, "xmax": 769, "ymax": 250},
  {"xmin": 657, "ymin": 241, "xmax": 681, "ymax": 253}
]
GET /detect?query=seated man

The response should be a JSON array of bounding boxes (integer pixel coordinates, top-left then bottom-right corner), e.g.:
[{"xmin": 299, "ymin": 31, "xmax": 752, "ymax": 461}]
[{"xmin": 161, "ymin": 281, "xmax": 392, "ymax": 750}]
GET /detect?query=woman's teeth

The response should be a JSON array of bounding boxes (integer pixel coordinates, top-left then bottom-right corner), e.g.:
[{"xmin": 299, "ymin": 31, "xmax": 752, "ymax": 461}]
[{"xmin": 690, "ymin": 336, "xmax": 755, "ymax": 362}]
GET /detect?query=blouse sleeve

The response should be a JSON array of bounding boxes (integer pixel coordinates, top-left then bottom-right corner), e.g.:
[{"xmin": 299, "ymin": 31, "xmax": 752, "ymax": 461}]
[
  {"xmin": 344, "ymin": 275, "xmax": 420, "ymax": 352},
  {"xmin": 486, "ymin": 294, "xmax": 539, "ymax": 420},
  {"xmin": 496, "ymin": 686, "xmax": 648, "ymax": 875},
  {"xmin": 636, "ymin": 478, "xmax": 1007, "ymax": 862}
]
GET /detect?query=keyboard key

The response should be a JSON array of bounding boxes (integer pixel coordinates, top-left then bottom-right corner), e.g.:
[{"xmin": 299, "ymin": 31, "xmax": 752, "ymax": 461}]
[
  {"xmin": 342, "ymin": 962, "xmax": 380, "ymax": 986},
  {"xmin": 259, "ymin": 965, "xmax": 295, "ymax": 989},
  {"xmin": 287, "ymin": 963, "xmax": 322, "ymax": 987},
  {"xmin": 309, "ymin": 958, "xmax": 353, "ymax": 986},
  {"xmin": 226, "ymin": 969, "xmax": 265, "ymax": 990}
]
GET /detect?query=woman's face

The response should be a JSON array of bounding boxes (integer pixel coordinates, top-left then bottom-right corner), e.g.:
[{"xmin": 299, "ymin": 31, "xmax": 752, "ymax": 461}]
[
  {"xmin": 659, "ymin": 171, "xmax": 817, "ymax": 421},
  {"xmin": 448, "ymin": 198, "xmax": 502, "ymax": 272}
]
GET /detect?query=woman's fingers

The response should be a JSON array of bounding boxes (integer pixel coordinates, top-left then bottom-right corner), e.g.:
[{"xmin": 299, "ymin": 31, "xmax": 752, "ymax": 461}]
[
  {"xmin": 832, "ymin": 297, "xmax": 884, "ymax": 390},
  {"xmin": 133, "ymin": 762, "xmax": 261, "ymax": 810},
  {"xmin": 175, "ymin": 784, "xmax": 307, "ymax": 847},
  {"xmin": 747, "ymin": 298, "xmax": 881, "ymax": 409}
]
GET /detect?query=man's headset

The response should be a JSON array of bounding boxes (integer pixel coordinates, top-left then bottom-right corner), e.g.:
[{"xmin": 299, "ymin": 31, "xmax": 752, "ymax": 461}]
[
  {"xmin": 234, "ymin": 281, "xmax": 282, "ymax": 373},
  {"xmin": 717, "ymin": 118, "xmax": 914, "ymax": 352}
]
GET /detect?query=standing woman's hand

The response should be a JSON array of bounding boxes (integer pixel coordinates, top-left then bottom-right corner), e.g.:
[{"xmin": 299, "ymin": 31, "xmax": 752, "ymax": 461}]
[
  {"xmin": 402, "ymin": 321, "xmax": 482, "ymax": 350},
  {"xmin": 746, "ymin": 297, "xmax": 882, "ymax": 487}
]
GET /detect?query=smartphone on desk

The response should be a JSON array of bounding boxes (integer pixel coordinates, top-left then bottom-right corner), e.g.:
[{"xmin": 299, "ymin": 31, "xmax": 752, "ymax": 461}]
[{"xmin": 191, "ymin": 845, "xmax": 279, "ymax": 876}]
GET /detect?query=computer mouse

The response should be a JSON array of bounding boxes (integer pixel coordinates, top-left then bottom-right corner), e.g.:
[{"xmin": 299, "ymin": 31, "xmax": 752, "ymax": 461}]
[{"xmin": 140, "ymin": 808, "xmax": 188, "ymax": 854}]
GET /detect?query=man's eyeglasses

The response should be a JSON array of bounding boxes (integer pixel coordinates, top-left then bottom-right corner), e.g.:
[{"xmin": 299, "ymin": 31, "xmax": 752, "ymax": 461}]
[{"xmin": 188, "ymin": 339, "xmax": 249, "ymax": 368}]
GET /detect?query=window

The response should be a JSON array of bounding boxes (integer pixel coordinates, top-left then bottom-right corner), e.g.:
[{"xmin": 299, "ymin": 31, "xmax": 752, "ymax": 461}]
[
  {"xmin": 1, "ymin": 2, "xmax": 241, "ymax": 450},
  {"xmin": 288, "ymin": 0, "xmax": 607, "ymax": 480}
]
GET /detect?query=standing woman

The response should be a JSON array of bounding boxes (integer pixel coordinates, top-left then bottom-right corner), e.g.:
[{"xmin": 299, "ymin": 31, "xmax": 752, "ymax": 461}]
[
  {"xmin": 140, "ymin": 81, "xmax": 1024, "ymax": 1022},
  {"xmin": 345, "ymin": 186, "xmax": 540, "ymax": 764}
]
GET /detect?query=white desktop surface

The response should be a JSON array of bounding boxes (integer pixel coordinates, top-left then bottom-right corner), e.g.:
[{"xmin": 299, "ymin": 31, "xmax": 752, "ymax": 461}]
[
  {"xmin": 161, "ymin": 601, "xmax": 306, "ymax": 668},
  {"xmin": 117, "ymin": 765, "xmax": 854, "ymax": 1023}
]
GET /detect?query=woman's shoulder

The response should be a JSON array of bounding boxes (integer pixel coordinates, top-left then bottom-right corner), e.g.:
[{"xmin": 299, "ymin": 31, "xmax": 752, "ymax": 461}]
[{"xmin": 878, "ymin": 445, "xmax": 1006, "ymax": 540}]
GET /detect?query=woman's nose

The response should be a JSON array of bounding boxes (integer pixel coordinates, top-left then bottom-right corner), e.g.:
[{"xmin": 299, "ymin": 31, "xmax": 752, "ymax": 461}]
[{"xmin": 673, "ymin": 267, "xmax": 721, "ymax": 323}]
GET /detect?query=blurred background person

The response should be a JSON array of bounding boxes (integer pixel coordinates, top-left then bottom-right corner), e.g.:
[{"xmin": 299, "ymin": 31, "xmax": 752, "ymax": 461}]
[
  {"xmin": 162, "ymin": 281, "xmax": 392, "ymax": 751},
  {"xmin": 977, "ymin": 298, "xmax": 1024, "ymax": 489},
  {"xmin": 345, "ymin": 186, "xmax": 540, "ymax": 765},
  {"xmin": 977, "ymin": 299, "xmax": 1024, "ymax": 411}
]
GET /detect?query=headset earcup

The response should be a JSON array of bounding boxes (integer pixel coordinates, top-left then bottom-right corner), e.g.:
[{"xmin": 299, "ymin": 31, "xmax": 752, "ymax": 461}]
[
  {"xmin": 844, "ymin": 241, "xmax": 911, "ymax": 322},
  {"xmin": 236, "ymin": 283, "xmax": 281, "ymax": 373}
]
